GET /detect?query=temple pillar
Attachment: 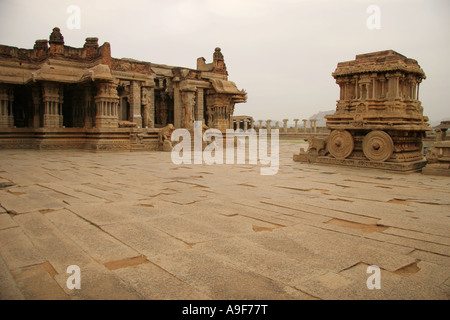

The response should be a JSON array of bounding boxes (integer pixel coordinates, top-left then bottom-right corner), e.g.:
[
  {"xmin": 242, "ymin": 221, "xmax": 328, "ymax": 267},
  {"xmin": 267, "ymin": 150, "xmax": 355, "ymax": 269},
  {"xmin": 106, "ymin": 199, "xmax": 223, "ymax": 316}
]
[
  {"xmin": 266, "ymin": 120, "xmax": 272, "ymax": 132},
  {"xmin": 94, "ymin": 82, "xmax": 119, "ymax": 128},
  {"xmin": 294, "ymin": 119, "xmax": 299, "ymax": 133},
  {"xmin": 371, "ymin": 74, "xmax": 377, "ymax": 100},
  {"xmin": 181, "ymin": 89, "xmax": 196, "ymax": 130},
  {"xmin": 141, "ymin": 86, "xmax": 155, "ymax": 128},
  {"xmin": 302, "ymin": 119, "xmax": 307, "ymax": 132},
  {"xmin": 0, "ymin": 84, "xmax": 14, "ymax": 128},
  {"xmin": 379, "ymin": 77, "xmax": 386, "ymax": 99},
  {"xmin": 206, "ymin": 106, "xmax": 213, "ymax": 128},
  {"xmin": 312, "ymin": 119, "xmax": 318, "ymax": 133},
  {"xmin": 283, "ymin": 119, "xmax": 288, "ymax": 133},
  {"xmin": 173, "ymin": 81, "xmax": 182, "ymax": 128},
  {"xmin": 206, "ymin": 93, "xmax": 231, "ymax": 132},
  {"xmin": 129, "ymin": 81, "xmax": 142, "ymax": 128},
  {"xmin": 196, "ymin": 88, "xmax": 204, "ymax": 122},
  {"xmin": 243, "ymin": 119, "xmax": 248, "ymax": 131},
  {"xmin": 42, "ymin": 82, "xmax": 63, "ymax": 128},
  {"xmin": 417, "ymin": 80, "xmax": 421, "ymax": 100},
  {"xmin": 31, "ymin": 85, "xmax": 41, "ymax": 128},
  {"xmin": 354, "ymin": 76, "xmax": 359, "ymax": 100},
  {"xmin": 83, "ymin": 85, "xmax": 95, "ymax": 129}
]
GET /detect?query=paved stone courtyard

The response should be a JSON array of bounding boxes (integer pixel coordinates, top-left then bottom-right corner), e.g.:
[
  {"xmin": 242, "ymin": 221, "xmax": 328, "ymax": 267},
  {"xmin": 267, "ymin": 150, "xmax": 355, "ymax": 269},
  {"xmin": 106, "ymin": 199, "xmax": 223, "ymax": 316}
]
[{"xmin": 0, "ymin": 141, "xmax": 449, "ymax": 300}]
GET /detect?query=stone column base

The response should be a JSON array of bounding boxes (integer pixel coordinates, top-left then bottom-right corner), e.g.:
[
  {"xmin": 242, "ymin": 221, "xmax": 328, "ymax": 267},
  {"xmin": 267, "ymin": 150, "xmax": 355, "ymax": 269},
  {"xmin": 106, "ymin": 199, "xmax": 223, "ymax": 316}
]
[
  {"xmin": 214, "ymin": 119, "xmax": 228, "ymax": 133},
  {"xmin": 95, "ymin": 116, "xmax": 119, "ymax": 128},
  {"xmin": 43, "ymin": 114, "xmax": 61, "ymax": 128},
  {"xmin": 0, "ymin": 116, "xmax": 13, "ymax": 128}
]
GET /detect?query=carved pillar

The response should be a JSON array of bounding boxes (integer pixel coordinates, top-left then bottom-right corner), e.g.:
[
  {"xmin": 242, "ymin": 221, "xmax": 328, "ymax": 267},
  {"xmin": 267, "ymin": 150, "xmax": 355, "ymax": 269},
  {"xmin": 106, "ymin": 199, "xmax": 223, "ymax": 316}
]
[
  {"xmin": 392, "ymin": 73, "xmax": 401, "ymax": 100},
  {"xmin": 294, "ymin": 119, "xmax": 299, "ymax": 133},
  {"xmin": 196, "ymin": 88, "xmax": 204, "ymax": 123},
  {"xmin": 408, "ymin": 78, "xmax": 415, "ymax": 100},
  {"xmin": 417, "ymin": 80, "xmax": 421, "ymax": 101},
  {"xmin": 258, "ymin": 120, "xmax": 263, "ymax": 130},
  {"xmin": 337, "ymin": 79, "xmax": 345, "ymax": 100},
  {"xmin": 266, "ymin": 120, "xmax": 272, "ymax": 132},
  {"xmin": 243, "ymin": 119, "xmax": 248, "ymax": 131},
  {"xmin": 83, "ymin": 85, "xmax": 95, "ymax": 129},
  {"xmin": 206, "ymin": 106, "xmax": 213, "ymax": 128},
  {"xmin": 129, "ymin": 81, "xmax": 142, "ymax": 127},
  {"xmin": 283, "ymin": 119, "xmax": 288, "ymax": 133},
  {"xmin": 59, "ymin": 92, "xmax": 64, "ymax": 127},
  {"xmin": 379, "ymin": 77, "xmax": 386, "ymax": 99},
  {"xmin": 354, "ymin": 76, "xmax": 359, "ymax": 100},
  {"xmin": 206, "ymin": 92, "xmax": 231, "ymax": 132},
  {"xmin": 228, "ymin": 103, "xmax": 235, "ymax": 130},
  {"xmin": 312, "ymin": 119, "xmax": 318, "ymax": 133},
  {"xmin": 42, "ymin": 82, "xmax": 63, "ymax": 128},
  {"xmin": 371, "ymin": 74, "xmax": 377, "ymax": 100},
  {"xmin": 181, "ymin": 89, "xmax": 196, "ymax": 129},
  {"xmin": 302, "ymin": 119, "xmax": 307, "ymax": 132},
  {"xmin": 358, "ymin": 83, "xmax": 364, "ymax": 101},
  {"xmin": 141, "ymin": 86, "xmax": 154, "ymax": 128},
  {"xmin": 94, "ymin": 82, "xmax": 119, "ymax": 128},
  {"xmin": 0, "ymin": 84, "xmax": 14, "ymax": 128},
  {"xmin": 173, "ymin": 83, "xmax": 182, "ymax": 128},
  {"xmin": 31, "ymin": 85, "xmax": 41, "ymax": 128}
]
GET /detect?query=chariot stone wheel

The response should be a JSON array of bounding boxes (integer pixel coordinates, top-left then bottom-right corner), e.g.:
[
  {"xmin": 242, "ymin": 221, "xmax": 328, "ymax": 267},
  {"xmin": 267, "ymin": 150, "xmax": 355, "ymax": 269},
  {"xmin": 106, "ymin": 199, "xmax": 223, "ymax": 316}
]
[
  {"xmin": 362, "ymin": 130, "xmax": 394, "ymax": 162},
  {"xmin": 327, "ymin": 130, "xmax": 354, "ymax": 159}
]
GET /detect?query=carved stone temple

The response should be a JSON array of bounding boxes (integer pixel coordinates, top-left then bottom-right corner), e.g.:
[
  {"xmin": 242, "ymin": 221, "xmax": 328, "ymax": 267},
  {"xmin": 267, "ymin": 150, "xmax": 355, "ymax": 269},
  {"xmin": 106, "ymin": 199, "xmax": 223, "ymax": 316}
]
[
  {"xmin": 294, "ymin": 50, "xmax": 431, "ymax": 172},
  {"xmin": 0, "ymin": 28, "xmax": 247, "ymax": 150}
]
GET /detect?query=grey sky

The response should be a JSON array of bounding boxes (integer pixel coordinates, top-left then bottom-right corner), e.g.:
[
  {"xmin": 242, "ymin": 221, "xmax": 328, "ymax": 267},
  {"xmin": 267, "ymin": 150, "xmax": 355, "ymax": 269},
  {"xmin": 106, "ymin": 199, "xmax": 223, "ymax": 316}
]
[{"xmin": 0, "ymin": 0, "xmax": 449, "ymax": 123}]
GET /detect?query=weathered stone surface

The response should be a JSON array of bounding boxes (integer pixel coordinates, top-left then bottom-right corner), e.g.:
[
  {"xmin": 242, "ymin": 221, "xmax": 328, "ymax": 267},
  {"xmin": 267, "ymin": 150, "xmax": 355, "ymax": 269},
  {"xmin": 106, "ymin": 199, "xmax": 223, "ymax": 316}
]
[
  {"xmin": 45, "ymin": 209, "xmax": 140, "ymax": 264},
  {"xmin": 0, "ymin": 213, "xmax": 17, "ymax": 230},
  {"xmin": 101, "ymin": 220, "xmax": 189, "ymax": 260},
  {"xmin": 54, "ymin": 264, "xmax": 143, "ymax": 300},
  {"xmin": 11, "ymin": 264, "xmax": 68, "ymax": 300},
  {"xmin": 12, "ymin": 212, "xmax": 95, "ymax": 274},
  {"xmin": 0, "ymin": 143, "xmax": 449, "ymax": 300},
  {"xmin": 0, "ymin": 255, "xmax": 24, "ymax": 300},
  {"xmin": 0, "ymin": 227, "xmax": 46, "ymax": 270},
  {"xmin": 113, "ymin": 262, "xmax": 210, "ymax": 300},
  {"xmin": 150, "ymin": 249, "xmax": 308, "ymax": 300}
]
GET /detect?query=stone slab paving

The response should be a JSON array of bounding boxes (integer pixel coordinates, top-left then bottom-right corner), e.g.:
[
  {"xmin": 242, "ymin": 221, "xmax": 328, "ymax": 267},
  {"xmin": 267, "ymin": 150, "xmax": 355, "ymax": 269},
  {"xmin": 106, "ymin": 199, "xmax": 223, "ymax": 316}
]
[{"xmin": 0, "ymin": 141, "xmax": 449, "ymax": 300}]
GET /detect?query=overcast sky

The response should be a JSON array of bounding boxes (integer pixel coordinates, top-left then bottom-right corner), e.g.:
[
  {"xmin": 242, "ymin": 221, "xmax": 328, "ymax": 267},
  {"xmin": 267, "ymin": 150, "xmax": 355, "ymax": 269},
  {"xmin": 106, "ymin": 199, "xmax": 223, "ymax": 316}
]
[{"xmin": 0, "ymin": 0, "xmax": 449, "ymax": 123}]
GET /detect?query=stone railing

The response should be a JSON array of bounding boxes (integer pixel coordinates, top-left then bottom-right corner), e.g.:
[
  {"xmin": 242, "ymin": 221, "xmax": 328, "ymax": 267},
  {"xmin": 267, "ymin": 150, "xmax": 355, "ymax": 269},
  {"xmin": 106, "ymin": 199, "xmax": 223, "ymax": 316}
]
[{"xmin": 254, "ymin": 119, "xmax": 327, "ymax": 134}]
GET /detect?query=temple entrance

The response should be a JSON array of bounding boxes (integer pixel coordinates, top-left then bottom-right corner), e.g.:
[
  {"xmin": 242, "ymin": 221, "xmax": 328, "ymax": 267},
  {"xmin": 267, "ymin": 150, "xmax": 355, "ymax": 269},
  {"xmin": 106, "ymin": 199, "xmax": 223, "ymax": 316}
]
[
  {"xmin": 120, "ymin": 97, "xmax": 130, "ymax": 121},
  {"xmin": 154, "ymin": 90, "xmax": 174, "ymax": 128},
  {"xmin": 62, "ymin": 85, "xmax": 86, "ymax": 128},
  {"xmin": 12, "ymin": 85, "xmax": 33, "ymax": 128}
]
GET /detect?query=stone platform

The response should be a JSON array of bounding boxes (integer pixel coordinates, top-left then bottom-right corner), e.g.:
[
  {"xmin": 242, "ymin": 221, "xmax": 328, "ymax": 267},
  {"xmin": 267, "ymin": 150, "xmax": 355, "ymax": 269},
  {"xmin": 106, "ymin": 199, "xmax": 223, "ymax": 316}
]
[
  {"xmin": 293, "ymin": 154, "xmax": 427, "ymax": 173},
  {"xmin": 0, "ymin": 141, "xmax": 449, "ymax": 300}
]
